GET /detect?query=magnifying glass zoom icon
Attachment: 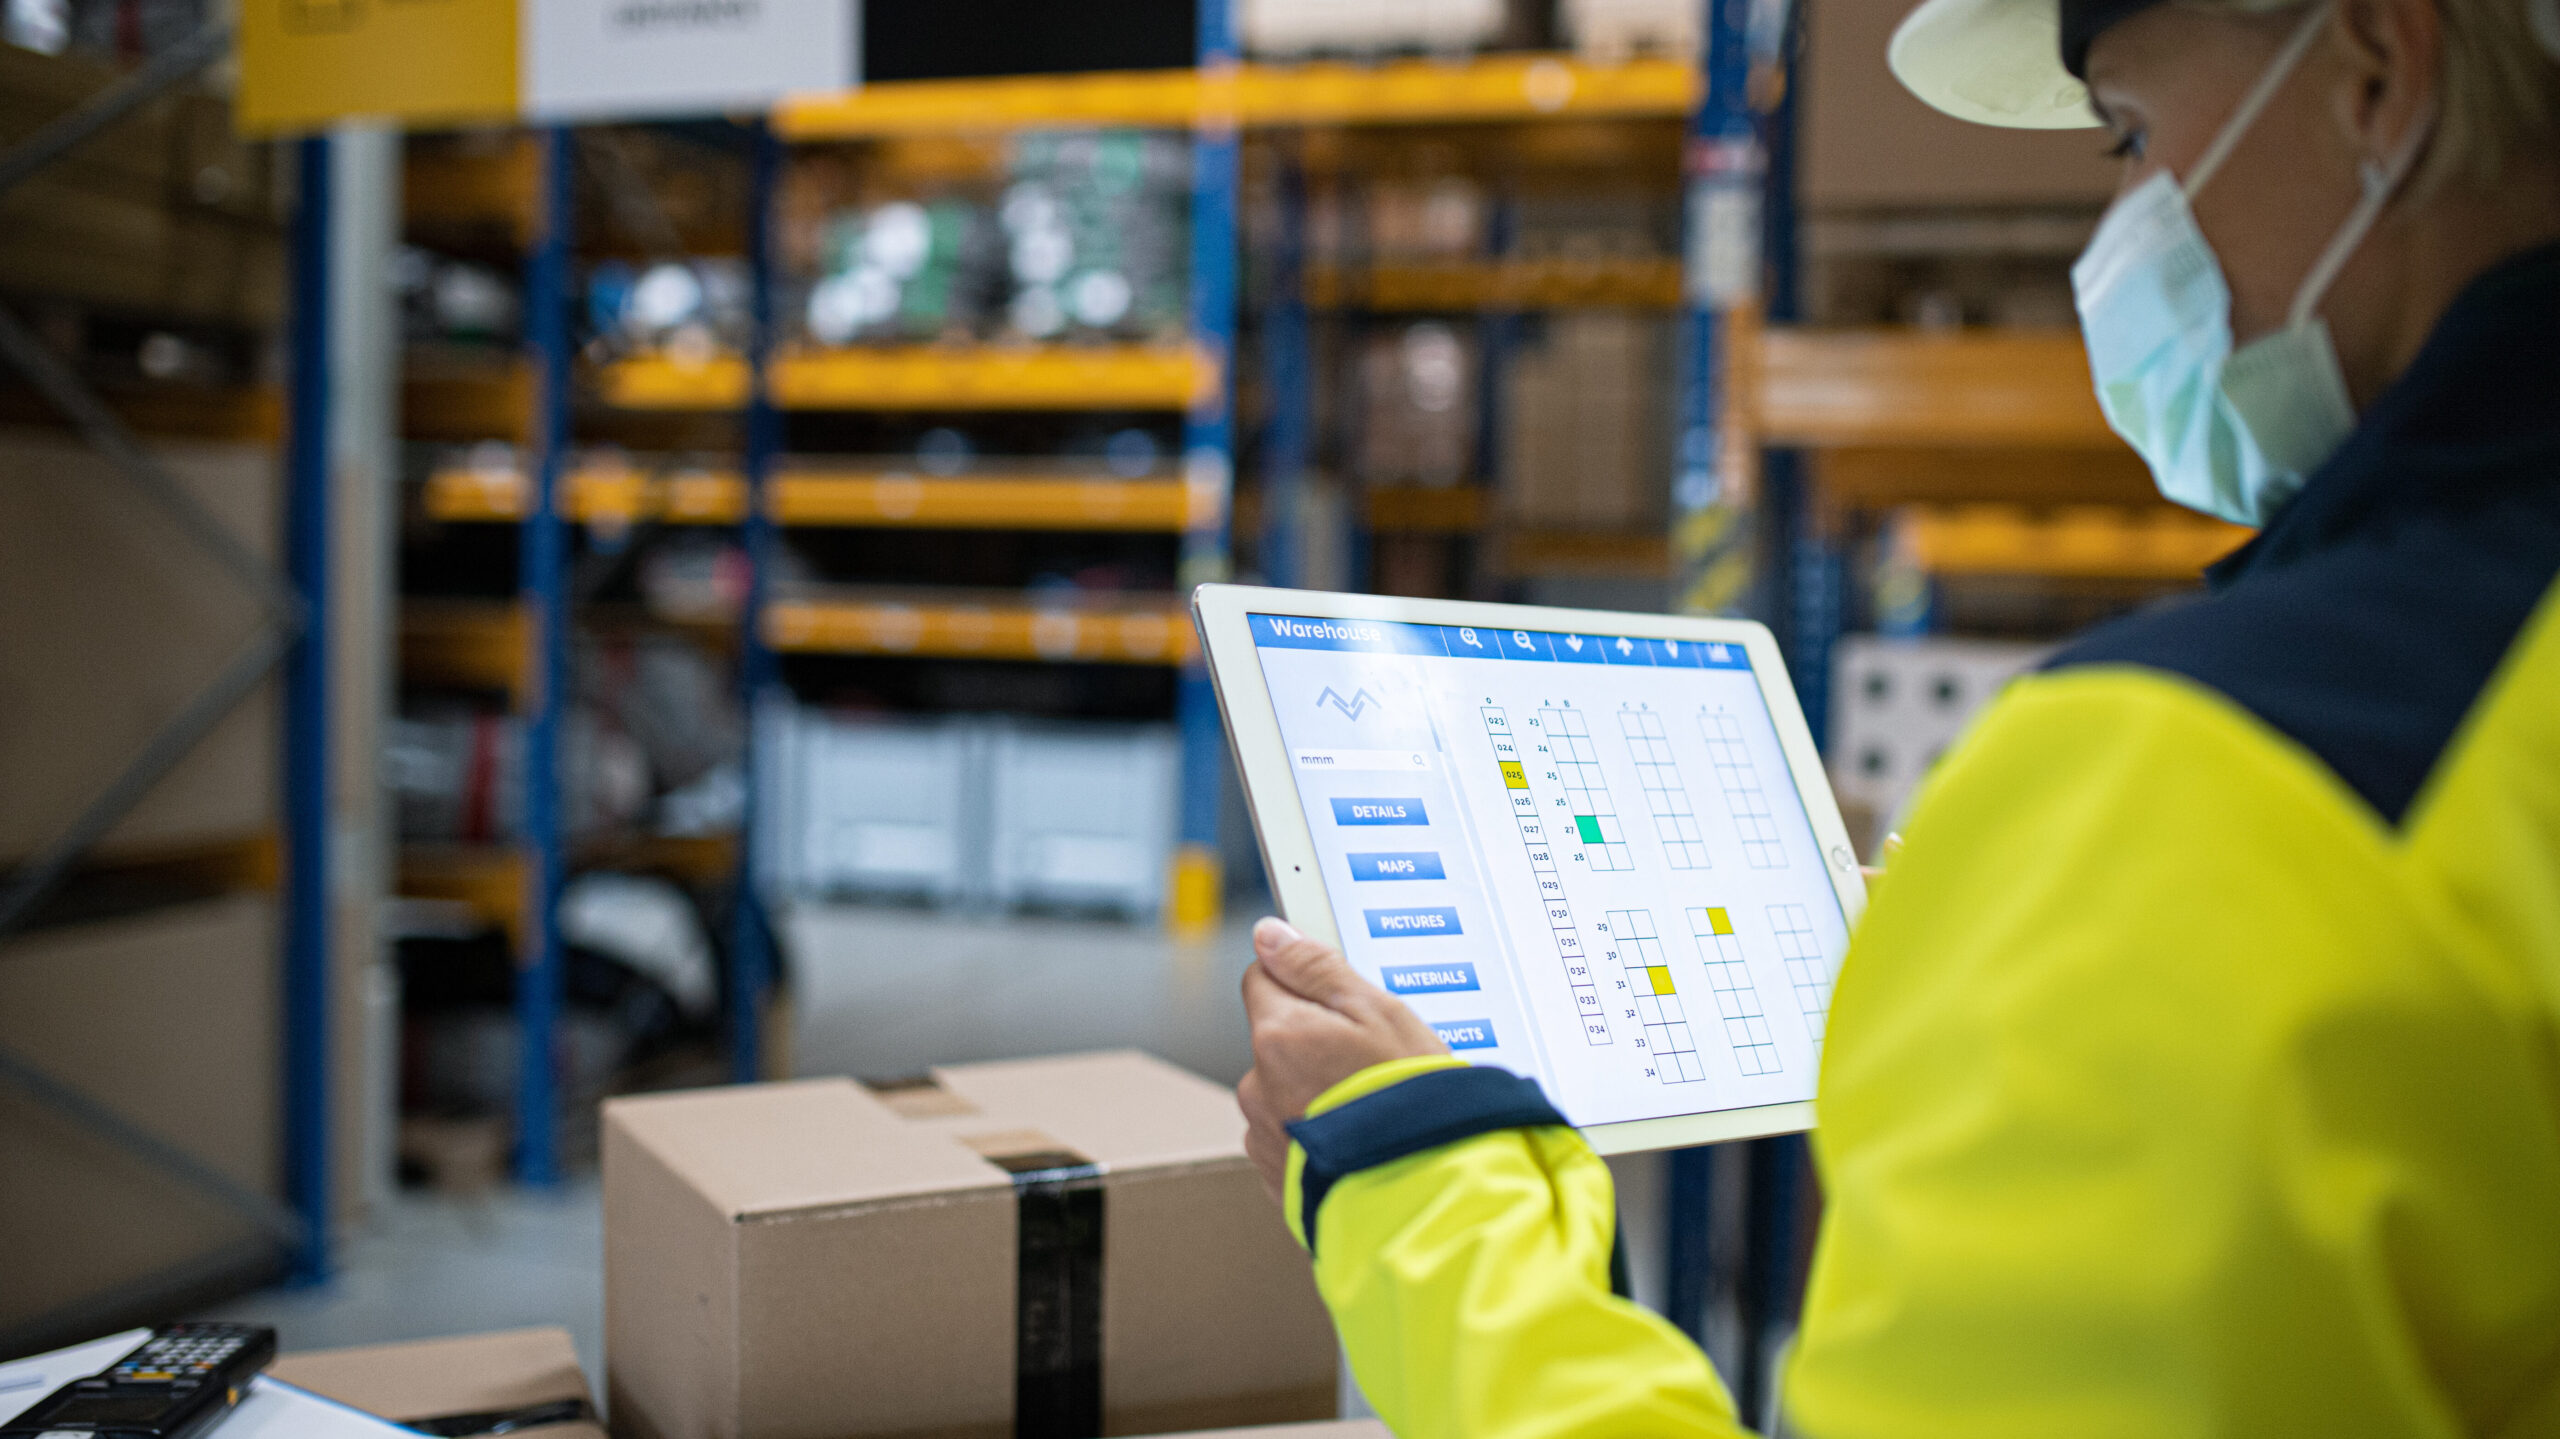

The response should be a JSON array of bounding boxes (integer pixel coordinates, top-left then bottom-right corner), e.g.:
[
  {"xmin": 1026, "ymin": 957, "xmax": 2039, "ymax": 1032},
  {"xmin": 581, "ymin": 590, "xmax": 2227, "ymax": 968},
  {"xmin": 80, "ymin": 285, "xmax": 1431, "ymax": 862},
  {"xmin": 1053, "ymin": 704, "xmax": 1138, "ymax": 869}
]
[{"xmin": 1460, "ymin": 628, "xmax": 1481, "ymax": 648}]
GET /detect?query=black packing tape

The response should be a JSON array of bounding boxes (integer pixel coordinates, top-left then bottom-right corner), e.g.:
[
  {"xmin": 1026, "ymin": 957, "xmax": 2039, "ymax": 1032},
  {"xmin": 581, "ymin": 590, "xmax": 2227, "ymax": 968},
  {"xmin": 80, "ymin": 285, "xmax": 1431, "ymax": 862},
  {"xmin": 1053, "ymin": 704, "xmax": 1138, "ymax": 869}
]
[{"xmin": 991, "ymin": 1150, "xmax": 1106, "ymax": 1439}]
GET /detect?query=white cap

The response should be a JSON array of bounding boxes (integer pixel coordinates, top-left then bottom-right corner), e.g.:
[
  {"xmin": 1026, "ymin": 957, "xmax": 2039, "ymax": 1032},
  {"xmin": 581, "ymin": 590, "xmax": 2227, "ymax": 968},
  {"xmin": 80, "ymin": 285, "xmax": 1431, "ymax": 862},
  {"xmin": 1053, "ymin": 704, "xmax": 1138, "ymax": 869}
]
[{"xmin": 1887, "ymin": 0, "xmax": 2105, "ymax": 130}]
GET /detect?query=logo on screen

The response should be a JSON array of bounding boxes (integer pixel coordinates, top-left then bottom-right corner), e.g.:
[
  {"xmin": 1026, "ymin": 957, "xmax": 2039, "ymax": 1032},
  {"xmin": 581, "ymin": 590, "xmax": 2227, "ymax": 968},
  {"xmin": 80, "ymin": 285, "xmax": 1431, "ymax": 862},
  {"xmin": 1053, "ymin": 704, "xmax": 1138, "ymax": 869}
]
[{"xmin": 1317, "ymin": 687, "xmax": 1382, "ymax": 721}]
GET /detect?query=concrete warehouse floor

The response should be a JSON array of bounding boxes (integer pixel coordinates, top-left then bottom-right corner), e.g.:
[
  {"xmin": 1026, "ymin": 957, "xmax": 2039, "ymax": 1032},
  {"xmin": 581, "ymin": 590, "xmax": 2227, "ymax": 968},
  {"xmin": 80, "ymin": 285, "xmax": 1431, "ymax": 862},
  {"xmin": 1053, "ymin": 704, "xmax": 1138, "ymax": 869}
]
[{"xmin": 194, "ymin": 905, "xmax": 1266, "ymax": 1386}]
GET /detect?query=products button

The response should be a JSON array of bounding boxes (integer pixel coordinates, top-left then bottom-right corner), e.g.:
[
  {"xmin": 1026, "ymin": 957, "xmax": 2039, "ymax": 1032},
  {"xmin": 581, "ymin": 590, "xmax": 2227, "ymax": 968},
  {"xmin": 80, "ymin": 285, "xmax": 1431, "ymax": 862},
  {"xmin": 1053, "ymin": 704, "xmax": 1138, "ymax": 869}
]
[{"xmin": 1432, "ymin": 1019, "xmax": 1498, "ymax": 1050}]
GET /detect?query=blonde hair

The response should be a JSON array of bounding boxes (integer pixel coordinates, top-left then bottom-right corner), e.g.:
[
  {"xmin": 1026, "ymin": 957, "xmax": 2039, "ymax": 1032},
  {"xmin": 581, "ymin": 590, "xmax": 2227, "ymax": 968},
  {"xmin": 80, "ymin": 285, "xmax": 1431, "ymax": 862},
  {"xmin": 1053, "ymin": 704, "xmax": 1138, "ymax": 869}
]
[{"xmin": 2193, "ymin": 0, "xmax": 2560, "ymax": 188}]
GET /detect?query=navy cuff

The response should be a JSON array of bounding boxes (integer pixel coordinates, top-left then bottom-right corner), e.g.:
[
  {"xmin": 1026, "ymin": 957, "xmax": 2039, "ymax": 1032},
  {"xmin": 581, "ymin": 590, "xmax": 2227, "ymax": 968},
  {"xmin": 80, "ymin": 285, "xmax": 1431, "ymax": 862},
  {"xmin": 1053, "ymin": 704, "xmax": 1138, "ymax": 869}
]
[{"xmin": 1287, "ymin": 1065, "xmax": 1568, "ymax": 1254}]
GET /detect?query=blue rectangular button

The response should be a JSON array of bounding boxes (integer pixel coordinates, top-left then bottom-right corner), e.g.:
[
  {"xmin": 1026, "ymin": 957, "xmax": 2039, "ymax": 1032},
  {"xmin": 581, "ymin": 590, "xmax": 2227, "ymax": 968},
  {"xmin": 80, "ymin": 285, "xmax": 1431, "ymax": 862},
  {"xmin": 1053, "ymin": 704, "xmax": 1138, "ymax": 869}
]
[
  {"xmin": 1598, "ymin": 633, "xmax": 1653, "ymax": 665},
  {"xmin": 1552, "ymin": 633, "xmax": 1609, "ymax": 664},
  {"xmin": 1382, "ymin": 962, "xmax": 1480, "ymax": 995},
  {"xmin": 1433, "ymin": 1018, "xmax": 1499, "ymax": 1050},
  {"xmin": 1349, "ymin": 851, "xmax": 1445, "ymax": 881},
  {"xmin": 1332, "ymin": 797, "xmax": 1429, "ymax": 826},
  {"xmin": 1366, "ymin": 906, "xmax": 1462, "ymax": 938},
  {"xmin": 1439, "ymin": 624, "xmax": 1504, "ymax": 659}
]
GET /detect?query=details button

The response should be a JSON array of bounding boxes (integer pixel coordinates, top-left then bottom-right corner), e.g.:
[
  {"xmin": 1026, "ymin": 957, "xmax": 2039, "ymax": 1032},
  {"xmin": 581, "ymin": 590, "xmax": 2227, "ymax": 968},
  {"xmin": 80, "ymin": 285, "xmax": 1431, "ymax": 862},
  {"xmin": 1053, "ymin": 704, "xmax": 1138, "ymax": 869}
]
[{"xmin": 1331, "ymin": 797, "xmax": 1428, "ymax": 826}]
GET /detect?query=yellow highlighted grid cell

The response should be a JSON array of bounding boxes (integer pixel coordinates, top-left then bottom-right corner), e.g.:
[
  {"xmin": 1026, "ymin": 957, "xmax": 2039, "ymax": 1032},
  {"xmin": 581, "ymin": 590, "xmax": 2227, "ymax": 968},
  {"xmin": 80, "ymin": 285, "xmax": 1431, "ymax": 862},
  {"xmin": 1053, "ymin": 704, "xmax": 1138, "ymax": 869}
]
[
  {"xmin": 1647, "ymin": 966, "xmax": 1677, "ymax": 996},
  {"xmin": 1706, "ymin": 906, "xmax": 1734, "ymax": 936},
  {"xmin": 1499, "ymin": 761, "xmax": 1530, "ymax": 789}
]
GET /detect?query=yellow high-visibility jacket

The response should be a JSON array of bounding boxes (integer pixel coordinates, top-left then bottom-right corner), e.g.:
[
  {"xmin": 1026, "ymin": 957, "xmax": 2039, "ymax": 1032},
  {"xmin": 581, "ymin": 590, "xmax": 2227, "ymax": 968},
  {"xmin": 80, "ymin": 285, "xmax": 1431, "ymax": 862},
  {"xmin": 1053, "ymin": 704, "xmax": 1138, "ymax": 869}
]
[{"xmin": 1280, "ymin": 244, "xmax": 2560, "ymax": 1438}]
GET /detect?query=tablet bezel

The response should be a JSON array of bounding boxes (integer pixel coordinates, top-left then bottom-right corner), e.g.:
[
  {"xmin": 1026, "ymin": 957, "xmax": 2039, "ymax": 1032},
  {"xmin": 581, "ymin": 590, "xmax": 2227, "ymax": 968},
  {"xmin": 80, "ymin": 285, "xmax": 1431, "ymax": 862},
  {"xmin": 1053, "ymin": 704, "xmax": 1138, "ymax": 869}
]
[{"xmin": 1194, "ymin": 582, "xmax": 1867, "ymax": 1155}]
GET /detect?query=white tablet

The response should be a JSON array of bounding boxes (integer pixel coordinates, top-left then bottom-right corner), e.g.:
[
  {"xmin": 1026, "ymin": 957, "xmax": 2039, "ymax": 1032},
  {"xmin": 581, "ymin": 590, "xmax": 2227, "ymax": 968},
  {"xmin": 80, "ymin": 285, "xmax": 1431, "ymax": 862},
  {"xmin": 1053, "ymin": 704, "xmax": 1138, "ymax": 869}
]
[{"xmin": 1194, "ymin": 584, "xmax": 1866, "ymax": 1154}]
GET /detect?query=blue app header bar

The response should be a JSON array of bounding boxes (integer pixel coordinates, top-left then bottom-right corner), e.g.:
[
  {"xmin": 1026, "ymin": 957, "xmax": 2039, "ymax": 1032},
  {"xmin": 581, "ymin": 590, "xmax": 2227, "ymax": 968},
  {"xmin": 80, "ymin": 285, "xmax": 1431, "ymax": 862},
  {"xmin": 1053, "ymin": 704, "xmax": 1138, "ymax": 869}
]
[{"xmin": 1252, "ymin": 612, "xmax": 1749, "ymax": 671}]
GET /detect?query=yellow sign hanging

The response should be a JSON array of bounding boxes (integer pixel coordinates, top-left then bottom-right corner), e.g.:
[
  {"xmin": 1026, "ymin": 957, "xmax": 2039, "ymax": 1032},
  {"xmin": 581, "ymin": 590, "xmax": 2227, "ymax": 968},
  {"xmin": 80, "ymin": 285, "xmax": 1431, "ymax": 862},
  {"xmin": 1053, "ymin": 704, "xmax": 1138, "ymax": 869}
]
[{"xmin": 238, "ymin": 0, "xmax": 518, "ymax": 136}]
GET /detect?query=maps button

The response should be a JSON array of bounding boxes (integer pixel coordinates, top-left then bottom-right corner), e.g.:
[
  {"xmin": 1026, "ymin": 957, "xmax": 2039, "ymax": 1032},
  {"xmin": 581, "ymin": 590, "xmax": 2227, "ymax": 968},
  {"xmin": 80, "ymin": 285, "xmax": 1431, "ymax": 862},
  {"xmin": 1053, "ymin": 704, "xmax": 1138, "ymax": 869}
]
[
  {"xmin": 1331, "ymin": 797, "xmax": 1429, "ymax": 826},
  {"xmin": 1381, "ymin": 962, "xmax": 1480, "ymax": 995},
  {"xmin": 1348, "ymin": 851, "xmax": 1446, "ymax": 881}
]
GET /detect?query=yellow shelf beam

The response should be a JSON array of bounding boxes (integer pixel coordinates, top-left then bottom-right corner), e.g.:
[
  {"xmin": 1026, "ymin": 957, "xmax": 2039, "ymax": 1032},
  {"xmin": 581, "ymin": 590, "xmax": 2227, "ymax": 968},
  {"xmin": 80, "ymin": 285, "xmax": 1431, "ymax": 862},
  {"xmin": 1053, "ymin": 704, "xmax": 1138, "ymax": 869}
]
[
  {"xmin": 597, "ymin": 345, "xmax": 1214, "ymax": 413},
  {"xmin": 1905, "ymin": 504, "xmax": 2249, "ymax": 580},
  {"xmin": 426, "ymin": 460, "xmax": 1214, "ymax": 531},
  {"xmin": 400, "ymin": 600, "xmax": 529, "ymax": 701},
  {"xmin": 399, "ymin": 833, "xmax": 738, "ymax": 943},
  {"xmin": 1310, "ymin": 257, "xmax": 1681, "ymax": 311},
  {"xmin": 766, "ymin": 597, "xmax": 1197, "ymax": 665},
  {"xmin": 773, "ymin": 55, "xmax": 1698, "ymax": 137},
  {"xmin": 1751, "ymin": 328, "xmax": 2118, "ymax": 451}
]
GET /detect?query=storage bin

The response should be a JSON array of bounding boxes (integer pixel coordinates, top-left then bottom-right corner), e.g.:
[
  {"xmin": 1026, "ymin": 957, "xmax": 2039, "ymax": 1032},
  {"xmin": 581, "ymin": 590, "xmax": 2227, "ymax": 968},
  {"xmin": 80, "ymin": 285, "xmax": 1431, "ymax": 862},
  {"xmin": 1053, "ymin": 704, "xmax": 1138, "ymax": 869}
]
[{"xmin": 986, "ymin": 719, "xmax": 1179, "ymax": 918}]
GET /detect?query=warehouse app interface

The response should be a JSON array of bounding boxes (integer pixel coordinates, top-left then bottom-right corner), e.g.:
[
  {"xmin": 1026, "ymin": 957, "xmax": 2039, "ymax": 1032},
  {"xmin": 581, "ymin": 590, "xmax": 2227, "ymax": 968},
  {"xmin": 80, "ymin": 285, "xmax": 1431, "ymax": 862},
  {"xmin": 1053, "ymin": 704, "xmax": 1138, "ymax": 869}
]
[{"xmin": 1250, "ymin": 613, "xmax": 1851, "ymax": 1126}]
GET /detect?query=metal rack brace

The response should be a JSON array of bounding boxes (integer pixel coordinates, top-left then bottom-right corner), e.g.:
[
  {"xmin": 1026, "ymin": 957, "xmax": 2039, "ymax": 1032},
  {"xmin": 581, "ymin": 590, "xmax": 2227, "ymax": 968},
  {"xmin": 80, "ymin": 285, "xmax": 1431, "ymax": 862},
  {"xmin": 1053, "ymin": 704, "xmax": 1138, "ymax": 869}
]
[{"xmin": 0, "ymin": 22, "xmax": 329, "ymax": 1286}]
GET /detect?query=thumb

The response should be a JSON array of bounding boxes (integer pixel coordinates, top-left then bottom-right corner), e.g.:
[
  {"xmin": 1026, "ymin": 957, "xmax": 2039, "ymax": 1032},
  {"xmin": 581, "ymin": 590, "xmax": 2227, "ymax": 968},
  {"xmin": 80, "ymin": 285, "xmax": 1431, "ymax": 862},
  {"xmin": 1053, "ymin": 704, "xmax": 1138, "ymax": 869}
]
[{"xmin": 1253, "ymin": 917, "xmax": 1373, "ymax": 1012}]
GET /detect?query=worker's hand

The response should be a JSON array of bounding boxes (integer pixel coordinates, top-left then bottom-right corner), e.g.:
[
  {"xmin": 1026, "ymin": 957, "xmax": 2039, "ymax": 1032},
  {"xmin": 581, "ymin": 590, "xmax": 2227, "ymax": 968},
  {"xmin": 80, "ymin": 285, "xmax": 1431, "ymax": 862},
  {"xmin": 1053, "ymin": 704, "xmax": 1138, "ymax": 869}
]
[{"xmin": 1238, "ymin": 916, "xmax": 1448, "ymax": 1204}]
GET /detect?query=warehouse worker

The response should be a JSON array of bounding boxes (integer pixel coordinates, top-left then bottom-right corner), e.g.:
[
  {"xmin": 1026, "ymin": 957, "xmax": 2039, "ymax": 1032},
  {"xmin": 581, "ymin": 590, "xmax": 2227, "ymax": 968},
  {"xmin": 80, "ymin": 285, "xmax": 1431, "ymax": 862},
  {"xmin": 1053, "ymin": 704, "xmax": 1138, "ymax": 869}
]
[{"xmin": 1236, "ymin": 0, "xmax": 2560, "ymax": 1432}]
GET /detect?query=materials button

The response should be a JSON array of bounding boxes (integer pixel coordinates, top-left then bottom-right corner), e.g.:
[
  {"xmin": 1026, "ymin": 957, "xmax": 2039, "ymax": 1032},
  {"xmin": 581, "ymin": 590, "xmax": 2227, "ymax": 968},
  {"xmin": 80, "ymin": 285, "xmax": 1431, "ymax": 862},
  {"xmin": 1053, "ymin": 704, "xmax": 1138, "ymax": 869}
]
[{"xmin": 1380, "ymin": 962, "xmax": 1480, "ymax": 994}]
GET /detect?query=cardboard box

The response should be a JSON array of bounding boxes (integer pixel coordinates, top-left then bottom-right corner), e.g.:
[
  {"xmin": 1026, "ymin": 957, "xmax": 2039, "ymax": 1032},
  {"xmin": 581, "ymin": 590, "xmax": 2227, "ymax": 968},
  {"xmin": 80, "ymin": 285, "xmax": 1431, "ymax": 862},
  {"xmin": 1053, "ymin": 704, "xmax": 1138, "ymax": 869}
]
[
  {"xmin": 0, "ymin": 895, "xmax": 279, "ymax": 1350},
  {"xmin": 0, "ymin": 427, "xmax": 278, "ymax": 867},
  {"xmin": 1500, "ymin": 314, "xmax": 1670, "ymax": 531},
  {"xmin": 605, "ymin": 1051, "xmax": 1338, "ymax": 1439},
  {"xmin": 0, "ymin": 46, "xmax": 286, "ymax": 328},
  {"xmin": 269, "ymin": 1327, "xmax": 604, "ymax": 1439},
  {"xmin": 1801, "ymin": 0, "xmax": 2119, "ymax": 210}
]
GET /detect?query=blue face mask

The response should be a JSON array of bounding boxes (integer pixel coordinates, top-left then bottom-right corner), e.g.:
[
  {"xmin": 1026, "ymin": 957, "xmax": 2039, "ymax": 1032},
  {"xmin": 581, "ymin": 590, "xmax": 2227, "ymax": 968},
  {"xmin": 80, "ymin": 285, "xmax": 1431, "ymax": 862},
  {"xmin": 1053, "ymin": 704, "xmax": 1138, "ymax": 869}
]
[{"xmin": 2071, "ymin": 3, "xmax": 2437, "ymax": 528}]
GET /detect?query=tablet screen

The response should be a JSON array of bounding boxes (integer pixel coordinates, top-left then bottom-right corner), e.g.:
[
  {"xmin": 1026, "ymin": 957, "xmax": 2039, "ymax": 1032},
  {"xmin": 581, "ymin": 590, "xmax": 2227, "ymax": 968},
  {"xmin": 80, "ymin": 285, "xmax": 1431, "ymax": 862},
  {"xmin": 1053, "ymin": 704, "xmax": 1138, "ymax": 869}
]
[{"xmin": 1248, "ymin": 611, "xmax": 1851, "ymax": 1127}]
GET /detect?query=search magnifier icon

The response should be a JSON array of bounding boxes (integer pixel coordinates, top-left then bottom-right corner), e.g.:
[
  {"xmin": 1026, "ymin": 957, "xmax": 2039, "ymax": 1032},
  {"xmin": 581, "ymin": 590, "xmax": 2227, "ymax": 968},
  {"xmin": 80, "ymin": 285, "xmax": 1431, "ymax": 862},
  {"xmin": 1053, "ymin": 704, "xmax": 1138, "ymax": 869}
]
[{"xmin": 1460, "ymin": 627, "xmax": 1482, "ymax": 649}]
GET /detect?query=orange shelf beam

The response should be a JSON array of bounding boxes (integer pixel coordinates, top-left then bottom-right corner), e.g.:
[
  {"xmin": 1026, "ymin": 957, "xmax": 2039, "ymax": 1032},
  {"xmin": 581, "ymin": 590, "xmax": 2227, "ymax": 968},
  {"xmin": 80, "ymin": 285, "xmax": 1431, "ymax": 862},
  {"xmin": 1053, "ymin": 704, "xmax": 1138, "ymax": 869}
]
[
  {"xmin": 425, "ymin": 460, "xmax": 1215, "ymax": 531},
  {"xmin": 1752, "ymin": 328, "xmax": 2118, "ymax": 451},
  {"xmin": 773, "ymin": 55, "xmax": 1698, "ymax": 138},
  {"xmin": 1311, "ymin": 257, "xmax": 1682, "ymax": 311},
  {"xmin": 1904, "ymin": 504, "xmax": 2249, "ymax": 579},
  {"xmin": 765, "ymin": 597, "xmax": 1196, "ymax": 665},
  {"xmin": 597, "ymin": 345, "xmax": 1215, "ymax": 413}
]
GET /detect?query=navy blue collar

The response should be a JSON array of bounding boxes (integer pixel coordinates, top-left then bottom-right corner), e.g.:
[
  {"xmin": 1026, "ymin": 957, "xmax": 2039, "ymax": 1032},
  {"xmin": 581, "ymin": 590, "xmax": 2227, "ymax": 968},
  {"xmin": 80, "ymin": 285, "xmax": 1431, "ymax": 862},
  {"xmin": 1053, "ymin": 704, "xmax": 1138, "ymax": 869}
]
[{"xmin": 2208, "ymin": 240, "xmax": 2560, "ymax": 591}]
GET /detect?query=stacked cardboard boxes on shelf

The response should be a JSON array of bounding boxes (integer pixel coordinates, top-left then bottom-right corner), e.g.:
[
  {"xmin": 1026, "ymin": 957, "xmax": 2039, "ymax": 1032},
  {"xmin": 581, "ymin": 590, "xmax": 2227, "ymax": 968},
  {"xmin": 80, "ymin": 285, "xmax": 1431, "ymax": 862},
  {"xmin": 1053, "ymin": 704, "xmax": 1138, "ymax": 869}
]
[
  {"xmin": 0, "ymin": 428, "xmax": 277, "ymax": 865},
  {"xmin": 0, "ymin": 895, "xmax": 280, "ymax": 1350},
  {"xmin": 1499, "ymin": 313, "xmax": 1671, "ymax": 531}
]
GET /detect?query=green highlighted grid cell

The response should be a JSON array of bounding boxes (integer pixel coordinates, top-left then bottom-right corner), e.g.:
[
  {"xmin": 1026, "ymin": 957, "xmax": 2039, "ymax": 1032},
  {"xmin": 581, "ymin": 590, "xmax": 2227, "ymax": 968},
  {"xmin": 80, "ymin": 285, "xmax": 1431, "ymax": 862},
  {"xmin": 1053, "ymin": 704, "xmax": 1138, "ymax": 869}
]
[
  {"xmin": 1484, "ymin": 704, "xmax": 1608, "ymax": 1045},
  {"xmin": 1539, "ymin": 705, "xmax": 1632, "ymax": 871}
]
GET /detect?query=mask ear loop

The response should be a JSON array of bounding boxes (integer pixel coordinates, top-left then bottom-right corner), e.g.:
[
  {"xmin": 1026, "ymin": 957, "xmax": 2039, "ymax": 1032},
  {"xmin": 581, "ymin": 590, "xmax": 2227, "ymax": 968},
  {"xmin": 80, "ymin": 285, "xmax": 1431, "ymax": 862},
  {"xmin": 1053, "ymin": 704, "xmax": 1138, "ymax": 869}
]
[
  {"xmin": 2286, "ymin": 96, "xmax": 2441, "ymax": 328},
  {"xmin": 2185, "ymin": 1, "xmax": 2337, "ymax": 198}
]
